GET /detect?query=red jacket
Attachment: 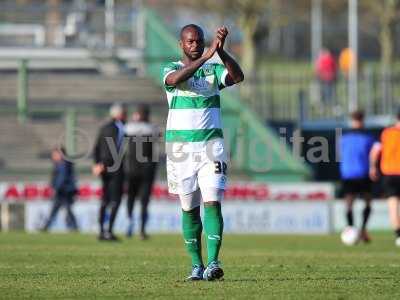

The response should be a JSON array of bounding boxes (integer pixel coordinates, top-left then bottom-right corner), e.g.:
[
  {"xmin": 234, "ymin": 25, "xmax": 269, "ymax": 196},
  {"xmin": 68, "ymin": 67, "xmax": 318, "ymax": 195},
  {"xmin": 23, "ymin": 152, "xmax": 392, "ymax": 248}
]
[{"xmin": 316, "ymin": 51, "xmax": 337, "ymax": 82}]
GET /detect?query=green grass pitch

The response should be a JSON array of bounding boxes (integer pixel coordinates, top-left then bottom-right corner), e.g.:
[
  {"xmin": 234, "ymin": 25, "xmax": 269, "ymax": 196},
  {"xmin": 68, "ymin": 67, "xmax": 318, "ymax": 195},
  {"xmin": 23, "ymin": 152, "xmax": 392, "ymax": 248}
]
[{"xmin": 1, "ymin": 232, "xmax": 399, "ymax": 299}]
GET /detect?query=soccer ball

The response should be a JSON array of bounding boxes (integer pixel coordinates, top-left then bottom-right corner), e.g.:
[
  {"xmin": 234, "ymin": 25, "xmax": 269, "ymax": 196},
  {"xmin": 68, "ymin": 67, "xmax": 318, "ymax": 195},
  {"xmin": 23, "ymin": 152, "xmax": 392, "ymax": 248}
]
[{"xmin": 340, "ymin": 226, "xmax": 359, "ymax": 246}]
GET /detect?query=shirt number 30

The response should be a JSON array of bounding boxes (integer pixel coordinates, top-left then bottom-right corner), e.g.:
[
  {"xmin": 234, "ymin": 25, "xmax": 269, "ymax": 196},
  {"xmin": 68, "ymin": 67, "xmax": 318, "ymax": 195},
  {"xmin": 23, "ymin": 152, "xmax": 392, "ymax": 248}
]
[{"xmin": 214, "ymin": 161, "xmax": 227, "ymax": 175}]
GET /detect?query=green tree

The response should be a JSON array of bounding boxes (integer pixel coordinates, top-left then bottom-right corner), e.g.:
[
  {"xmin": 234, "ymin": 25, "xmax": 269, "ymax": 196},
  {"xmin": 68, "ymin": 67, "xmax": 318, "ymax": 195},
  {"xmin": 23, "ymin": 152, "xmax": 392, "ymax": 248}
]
[
  {"xmin": 175, "ymin": 0, "xmax": 271, "ymax": 79},
  {"xmin": 362, "ymin": 0, "xmax": 400, "ymax": 70}
]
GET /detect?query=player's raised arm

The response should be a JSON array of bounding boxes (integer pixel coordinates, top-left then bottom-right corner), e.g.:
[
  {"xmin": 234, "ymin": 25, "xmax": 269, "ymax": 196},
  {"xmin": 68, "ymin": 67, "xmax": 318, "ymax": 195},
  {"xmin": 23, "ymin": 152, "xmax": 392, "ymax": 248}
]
[
  {"xmin": 216, "ymin": 26, "xmax": 244, "ymax": 86},
  {"xmin": 165, "ymin": 25, "xmax": 219, "ymax": 87}
]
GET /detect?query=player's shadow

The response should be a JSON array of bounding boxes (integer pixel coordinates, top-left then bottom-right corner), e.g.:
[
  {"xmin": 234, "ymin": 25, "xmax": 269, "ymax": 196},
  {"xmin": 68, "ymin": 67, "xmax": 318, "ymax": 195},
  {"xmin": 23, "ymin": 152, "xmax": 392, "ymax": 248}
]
[
  {"xmin": 181, "ymin": 278, "xmax": 259, "ymax": 283},
  {"xmin": 219, "ymin": 279, "xmax": 259, "ymax": 283},
  {"xmin": 201, "ymin": 276, "xmax": 391, "ymax": 283}
]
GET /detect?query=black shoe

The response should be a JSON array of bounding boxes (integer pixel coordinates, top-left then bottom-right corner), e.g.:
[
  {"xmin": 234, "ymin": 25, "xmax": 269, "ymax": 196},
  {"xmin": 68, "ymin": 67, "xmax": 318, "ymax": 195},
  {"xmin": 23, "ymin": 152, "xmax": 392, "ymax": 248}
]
[
  {"xmin": 98, "ymin": 232, "xmax": 107, "ymax": 241},
  {"xmin": 139, "ymin": 232, "xmax": 149, "ymax": 241},
  {"xmin": 105, "ymin": 232, "xmax": 120, "ymax": 242},
  {"xmin": 359, "ymin": 230, "xmax": 371, "ymax": 243}
]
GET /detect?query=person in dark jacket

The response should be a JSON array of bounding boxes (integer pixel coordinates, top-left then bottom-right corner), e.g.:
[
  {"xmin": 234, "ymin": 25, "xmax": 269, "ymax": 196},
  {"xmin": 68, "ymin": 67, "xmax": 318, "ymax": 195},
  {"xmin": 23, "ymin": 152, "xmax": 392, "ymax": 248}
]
[
  {"xmin": 42, "ymin": 147, "xmax": 78, "ymax": 231},
  {"xmin": 93, "ymin": 103, "xmax": 127, "ymax": 241},
  {"xmin": 125, "ymin": 105, "xmax": 159, "ymax": 239}
]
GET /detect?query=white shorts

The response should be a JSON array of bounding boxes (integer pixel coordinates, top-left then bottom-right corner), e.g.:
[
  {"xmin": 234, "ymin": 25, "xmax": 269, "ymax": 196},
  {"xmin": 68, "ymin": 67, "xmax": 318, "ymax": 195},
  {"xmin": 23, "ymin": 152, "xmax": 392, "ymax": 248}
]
[
  {"xmin": 179, "ymin": 188, "xmax": 225, "ymax": 211},
  {"xmin": 166, "ymin": 141, "xmax": 228, "ymax": 195}
]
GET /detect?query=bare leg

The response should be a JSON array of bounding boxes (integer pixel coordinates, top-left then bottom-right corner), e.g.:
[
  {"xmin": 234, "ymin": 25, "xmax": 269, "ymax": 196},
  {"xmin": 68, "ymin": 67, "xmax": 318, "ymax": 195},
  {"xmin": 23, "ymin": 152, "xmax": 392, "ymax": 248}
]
[{"xmin": 388, "ymin": 196, "xmax": 400, "ymax": 230}]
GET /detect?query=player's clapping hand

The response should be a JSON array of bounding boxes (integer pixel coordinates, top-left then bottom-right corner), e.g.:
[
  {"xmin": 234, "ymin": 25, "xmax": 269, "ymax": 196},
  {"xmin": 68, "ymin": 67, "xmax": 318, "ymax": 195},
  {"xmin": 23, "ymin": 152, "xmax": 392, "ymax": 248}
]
[
  {"xmin": 216, "ymin": 26, "xmax": 228, "ymax": 50},
  {"xmin": 204, "ymin": 35, "xmax": 220, "ymax": 59},
  {"xmin": 204, "ymin": 27, "xmax": 228, "ymax": 60}
]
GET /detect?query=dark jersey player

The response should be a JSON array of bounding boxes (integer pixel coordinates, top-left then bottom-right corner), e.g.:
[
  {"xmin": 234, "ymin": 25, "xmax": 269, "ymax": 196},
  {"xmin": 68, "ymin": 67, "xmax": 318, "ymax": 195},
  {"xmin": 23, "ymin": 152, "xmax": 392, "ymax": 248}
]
[{"xmin": 340, "ymin": 110, "xmax": 375, "ymax": 243}]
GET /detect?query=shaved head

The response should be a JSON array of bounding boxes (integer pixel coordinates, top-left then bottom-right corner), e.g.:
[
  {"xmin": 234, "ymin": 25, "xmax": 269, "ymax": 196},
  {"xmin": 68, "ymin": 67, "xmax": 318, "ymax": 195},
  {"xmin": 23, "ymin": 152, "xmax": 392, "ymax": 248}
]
[
  {"xmin": 180, "ymin": 24, "xmax": 203, "ymax": 40},
  {"xmin": 179, "ymin": 24, "xmax": 205, "ymax": 61}
]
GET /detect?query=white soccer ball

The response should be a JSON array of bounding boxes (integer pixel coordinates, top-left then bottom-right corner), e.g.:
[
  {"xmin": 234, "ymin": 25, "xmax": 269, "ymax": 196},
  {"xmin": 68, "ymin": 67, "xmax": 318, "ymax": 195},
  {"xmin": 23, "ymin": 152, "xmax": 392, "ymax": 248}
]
[{"xmin": 341, "ymin": 226, "xmax": 359, "ymax": 246}]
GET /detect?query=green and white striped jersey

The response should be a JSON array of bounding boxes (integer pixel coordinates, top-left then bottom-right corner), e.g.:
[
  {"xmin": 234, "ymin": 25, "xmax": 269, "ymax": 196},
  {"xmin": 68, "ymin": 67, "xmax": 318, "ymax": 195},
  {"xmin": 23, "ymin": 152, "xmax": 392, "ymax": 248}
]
[{"xmin": 162, "ymin": 61, "xmax": 228, "ymax": 152}]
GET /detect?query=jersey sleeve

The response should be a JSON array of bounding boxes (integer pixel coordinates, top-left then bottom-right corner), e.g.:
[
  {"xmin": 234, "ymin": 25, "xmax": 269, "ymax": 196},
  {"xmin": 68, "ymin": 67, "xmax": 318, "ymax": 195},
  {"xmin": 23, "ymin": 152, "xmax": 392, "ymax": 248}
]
[
  {"xmin": 214, "ymin": 63, "xmax": 228, "ymax": 90},
  {"xmin": 162, "ymin": 62, "xmax": 180, "ymax": 92}
]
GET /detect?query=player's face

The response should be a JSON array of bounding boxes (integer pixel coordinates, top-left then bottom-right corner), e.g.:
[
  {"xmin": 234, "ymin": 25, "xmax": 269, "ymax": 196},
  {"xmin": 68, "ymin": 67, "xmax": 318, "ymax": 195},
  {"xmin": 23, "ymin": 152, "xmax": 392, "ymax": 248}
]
[
  {"xmin": 52, "ymin": 150, "xmax": 62, "ymax": 162},
  {"xmin": 351, "ymin": 119, "xmax": 363, "ymax": 129},
  {"xmin": 118, "ymin": 110, "xmax": 127, "ymax": 123},
  {"xmin": 180, "ymin": 29, "xmax": 204, "ymax": 60}
]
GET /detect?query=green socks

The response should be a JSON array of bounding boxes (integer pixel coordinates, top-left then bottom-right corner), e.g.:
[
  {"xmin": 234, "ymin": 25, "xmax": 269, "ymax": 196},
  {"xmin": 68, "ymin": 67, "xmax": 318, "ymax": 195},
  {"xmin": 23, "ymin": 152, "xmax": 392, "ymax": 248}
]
[
  {"xmin": 182, "ymin": 207, "xmax": 203, "ymax": 266},
  {"xmin": 204, "ymin": 202, "xmax": 224, "ymax": 263},
  {"xmin": 182, "ymin": 203, "xmax": 224, "ymax": 266}
]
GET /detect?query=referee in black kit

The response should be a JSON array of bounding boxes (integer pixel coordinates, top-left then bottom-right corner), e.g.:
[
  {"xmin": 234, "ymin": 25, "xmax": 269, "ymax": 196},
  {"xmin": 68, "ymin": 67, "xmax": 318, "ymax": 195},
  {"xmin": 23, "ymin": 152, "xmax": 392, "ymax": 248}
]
[
  {"xmin": 93, "ymin": 103, "xmax": 127, "ymax": 241},
  {"xmin": 125, "ymin": 104, "xmax": 159, "ymax": 240}
]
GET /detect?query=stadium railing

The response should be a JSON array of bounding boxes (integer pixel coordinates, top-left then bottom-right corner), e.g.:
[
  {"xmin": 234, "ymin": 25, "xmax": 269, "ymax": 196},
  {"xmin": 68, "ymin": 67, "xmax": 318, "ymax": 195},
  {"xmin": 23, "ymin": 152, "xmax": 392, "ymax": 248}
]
[{"xmin": 244, "ymin": 70, "xmax": 400, "ymax": 122}]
